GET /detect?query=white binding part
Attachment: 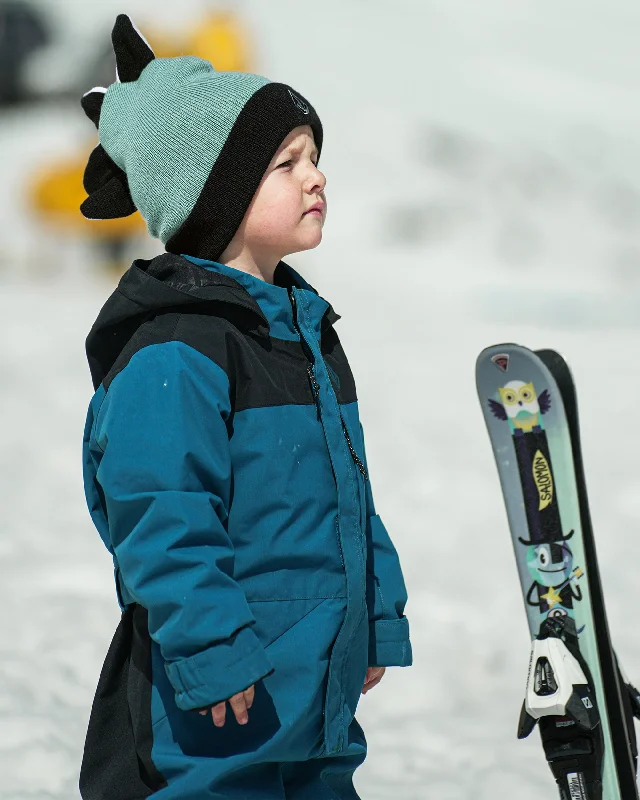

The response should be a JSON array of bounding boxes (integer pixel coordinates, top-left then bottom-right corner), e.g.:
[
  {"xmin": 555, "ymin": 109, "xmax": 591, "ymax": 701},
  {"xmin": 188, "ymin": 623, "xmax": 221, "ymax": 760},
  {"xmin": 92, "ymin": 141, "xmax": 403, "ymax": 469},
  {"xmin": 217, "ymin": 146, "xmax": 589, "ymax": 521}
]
[{"xmin": 525, "ymin": 636, "xmax": 588, "ymax": 719}]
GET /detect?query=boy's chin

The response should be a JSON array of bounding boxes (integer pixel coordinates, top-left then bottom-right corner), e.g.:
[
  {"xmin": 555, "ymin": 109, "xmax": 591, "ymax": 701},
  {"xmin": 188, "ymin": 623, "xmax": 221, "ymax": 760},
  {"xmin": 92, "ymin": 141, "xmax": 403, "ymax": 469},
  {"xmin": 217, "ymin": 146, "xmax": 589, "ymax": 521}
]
[
  {"xmin": 291, "ymin": 226, "xmax": 322, "ymax": 253},
  {"xmin": 286, "ymin": 230, "xmax": 323, "ymax": 255}
]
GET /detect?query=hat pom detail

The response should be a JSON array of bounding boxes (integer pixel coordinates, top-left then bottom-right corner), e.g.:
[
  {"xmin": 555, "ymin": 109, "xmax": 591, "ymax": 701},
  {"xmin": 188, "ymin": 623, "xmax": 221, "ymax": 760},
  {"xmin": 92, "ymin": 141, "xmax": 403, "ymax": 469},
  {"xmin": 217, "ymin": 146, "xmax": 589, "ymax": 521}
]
[
  {"xmin": 80, "ymin": 144, "xmax": 137, "ymax": 220},
  {"xmin": 81, "ymin": 87, "xmax": 106, "ymax": 129},
  {"xmin": 112, "ymin": 14, "xmax": 155, "ymax": 82},
  {"xmin": 79, "ymin": 13, "xmax": 154, "ymax": 221}
]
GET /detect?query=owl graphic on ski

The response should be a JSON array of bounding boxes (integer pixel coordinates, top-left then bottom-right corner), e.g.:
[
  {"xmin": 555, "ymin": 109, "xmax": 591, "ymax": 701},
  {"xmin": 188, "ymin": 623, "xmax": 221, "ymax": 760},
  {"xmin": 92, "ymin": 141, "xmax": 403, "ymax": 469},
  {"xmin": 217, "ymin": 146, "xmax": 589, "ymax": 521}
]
[{"xmin": 489, "ymin": 379, "xmax": 550, "ymax": 437}]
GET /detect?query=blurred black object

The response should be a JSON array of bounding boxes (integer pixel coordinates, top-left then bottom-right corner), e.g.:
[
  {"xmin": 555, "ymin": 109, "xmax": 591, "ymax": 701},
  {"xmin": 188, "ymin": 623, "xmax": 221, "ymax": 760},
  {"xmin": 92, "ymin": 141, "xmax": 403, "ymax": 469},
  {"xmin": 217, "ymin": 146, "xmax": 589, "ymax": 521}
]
[{"xmin": 0, "ymin": 0, "xmax": 50, "ymax": 107}]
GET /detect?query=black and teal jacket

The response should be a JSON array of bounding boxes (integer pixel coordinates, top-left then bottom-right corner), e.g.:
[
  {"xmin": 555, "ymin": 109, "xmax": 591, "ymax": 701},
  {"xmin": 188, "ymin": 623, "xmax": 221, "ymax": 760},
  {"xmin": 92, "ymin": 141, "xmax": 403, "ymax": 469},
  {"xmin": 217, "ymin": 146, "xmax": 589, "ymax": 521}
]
[{"xmin": 81, "ymin": 252, "xmax": 411, "ymax": 786}]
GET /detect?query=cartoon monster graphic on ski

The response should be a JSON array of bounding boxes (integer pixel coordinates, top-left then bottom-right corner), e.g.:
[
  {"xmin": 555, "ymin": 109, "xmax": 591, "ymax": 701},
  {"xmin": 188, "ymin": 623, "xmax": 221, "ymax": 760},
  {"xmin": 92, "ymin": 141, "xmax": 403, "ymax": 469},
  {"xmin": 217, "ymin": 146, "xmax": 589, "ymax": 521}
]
[{"xmin": 523, "ymin": 534, "xmax": 583, "ymax": 614}]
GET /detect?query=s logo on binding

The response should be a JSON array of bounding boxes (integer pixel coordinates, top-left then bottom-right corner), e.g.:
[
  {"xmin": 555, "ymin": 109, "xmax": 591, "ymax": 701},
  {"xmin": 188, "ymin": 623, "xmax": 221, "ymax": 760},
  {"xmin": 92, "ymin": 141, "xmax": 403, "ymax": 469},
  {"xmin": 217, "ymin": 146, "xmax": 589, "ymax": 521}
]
[{"xmin": 288, "ymin": 89, "xmax": 309, "ymax": 114}]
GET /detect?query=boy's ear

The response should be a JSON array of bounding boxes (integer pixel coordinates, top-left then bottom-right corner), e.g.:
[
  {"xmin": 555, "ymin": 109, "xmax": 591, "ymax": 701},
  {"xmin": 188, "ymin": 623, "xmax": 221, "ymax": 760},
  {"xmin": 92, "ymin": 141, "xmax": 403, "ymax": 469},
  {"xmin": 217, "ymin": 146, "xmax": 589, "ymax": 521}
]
[{"xmin": 112, "ymin": 13, "xmax": 155, "ymax": 83}]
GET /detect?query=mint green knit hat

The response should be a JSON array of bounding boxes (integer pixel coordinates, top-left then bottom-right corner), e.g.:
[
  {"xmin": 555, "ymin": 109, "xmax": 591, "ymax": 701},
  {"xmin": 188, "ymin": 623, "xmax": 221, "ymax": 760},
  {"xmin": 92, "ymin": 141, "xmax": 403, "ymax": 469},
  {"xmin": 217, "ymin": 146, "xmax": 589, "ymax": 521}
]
[{"xmin": 80, "ymin": 14, "xmax": 323, "ymax": 260}]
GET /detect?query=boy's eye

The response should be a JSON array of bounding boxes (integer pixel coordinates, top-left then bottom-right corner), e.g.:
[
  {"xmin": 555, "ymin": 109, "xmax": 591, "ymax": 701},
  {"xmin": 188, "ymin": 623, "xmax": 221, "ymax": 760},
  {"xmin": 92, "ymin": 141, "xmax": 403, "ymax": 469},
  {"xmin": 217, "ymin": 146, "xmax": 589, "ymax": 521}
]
[{"xmin": 276, "ymin": 157, "xmax": 319, "ymax": 169}]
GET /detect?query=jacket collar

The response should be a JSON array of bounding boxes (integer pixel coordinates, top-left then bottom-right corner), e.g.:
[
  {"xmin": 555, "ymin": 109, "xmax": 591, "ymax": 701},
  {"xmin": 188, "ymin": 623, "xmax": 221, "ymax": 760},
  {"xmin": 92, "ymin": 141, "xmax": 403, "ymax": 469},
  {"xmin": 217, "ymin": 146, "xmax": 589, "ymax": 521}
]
[
  {"xmin": 180, "ymin": 254, "xmax": 341, "ymax": 340},
  {"xmin": 86, "ymin": 252, "xmax": 341, "ymax": 390}
]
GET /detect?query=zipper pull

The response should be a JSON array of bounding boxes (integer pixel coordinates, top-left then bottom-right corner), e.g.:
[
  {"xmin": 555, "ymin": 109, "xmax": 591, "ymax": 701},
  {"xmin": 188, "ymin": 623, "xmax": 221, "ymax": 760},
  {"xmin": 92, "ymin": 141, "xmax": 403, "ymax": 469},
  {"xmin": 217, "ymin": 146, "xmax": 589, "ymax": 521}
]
[
  {"xmin": 307, "ymin": 363, "xmax": 321, "ymax": 400},
  {"xmin": 306, "ymin": 363, "xmax": 322, "ymax": 422},
  {"xmin": 341, "ymin": 416, "xmax": 369, "ymax": 481}
]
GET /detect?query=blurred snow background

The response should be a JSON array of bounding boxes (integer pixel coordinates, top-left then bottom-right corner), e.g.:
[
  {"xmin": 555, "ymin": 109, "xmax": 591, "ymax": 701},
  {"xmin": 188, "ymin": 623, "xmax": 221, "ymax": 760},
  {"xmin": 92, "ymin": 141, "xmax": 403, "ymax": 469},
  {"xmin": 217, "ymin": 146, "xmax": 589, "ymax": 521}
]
[{"xmin": 2, "ymin": 0, "xmax": 640, "ymax": 797}]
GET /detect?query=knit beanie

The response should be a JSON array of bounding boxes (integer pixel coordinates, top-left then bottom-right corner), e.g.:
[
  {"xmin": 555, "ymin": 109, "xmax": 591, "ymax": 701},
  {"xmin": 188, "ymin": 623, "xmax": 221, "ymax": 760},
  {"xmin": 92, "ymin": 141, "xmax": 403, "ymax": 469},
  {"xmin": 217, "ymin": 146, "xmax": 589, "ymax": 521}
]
[{"xmin": 80, "ymin": 14, "xmax": 323, "ymax": 261}]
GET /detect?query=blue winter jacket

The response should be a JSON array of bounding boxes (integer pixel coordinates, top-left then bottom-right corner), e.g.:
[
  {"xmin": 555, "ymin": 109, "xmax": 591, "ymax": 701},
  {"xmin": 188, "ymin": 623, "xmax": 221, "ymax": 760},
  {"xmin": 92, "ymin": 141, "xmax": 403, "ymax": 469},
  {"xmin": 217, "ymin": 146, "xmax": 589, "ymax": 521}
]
[{"xmin": 82, "ymin": 252, "xmax": 411, "ymax": 763}]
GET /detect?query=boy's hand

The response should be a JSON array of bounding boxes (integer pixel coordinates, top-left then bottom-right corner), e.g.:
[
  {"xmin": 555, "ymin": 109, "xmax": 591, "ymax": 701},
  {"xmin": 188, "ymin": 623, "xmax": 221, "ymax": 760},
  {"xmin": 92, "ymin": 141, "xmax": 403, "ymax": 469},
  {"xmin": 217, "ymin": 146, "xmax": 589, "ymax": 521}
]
[
  {"xmin": 362, "ymin": 666, "xmax": 386, "ymax": 694},
  {"xmin": 198, "ymin": 684, "xmax": 255, "ymax": 726}
]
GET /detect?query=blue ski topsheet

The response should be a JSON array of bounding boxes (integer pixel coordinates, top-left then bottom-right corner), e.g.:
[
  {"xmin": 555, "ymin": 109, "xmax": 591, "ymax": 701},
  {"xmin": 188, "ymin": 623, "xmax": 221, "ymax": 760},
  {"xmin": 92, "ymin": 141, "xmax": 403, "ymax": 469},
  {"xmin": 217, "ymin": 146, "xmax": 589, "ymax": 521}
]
[{"xmin": 476, "ymin": 343, "xmax": 622, "ymax": 798}]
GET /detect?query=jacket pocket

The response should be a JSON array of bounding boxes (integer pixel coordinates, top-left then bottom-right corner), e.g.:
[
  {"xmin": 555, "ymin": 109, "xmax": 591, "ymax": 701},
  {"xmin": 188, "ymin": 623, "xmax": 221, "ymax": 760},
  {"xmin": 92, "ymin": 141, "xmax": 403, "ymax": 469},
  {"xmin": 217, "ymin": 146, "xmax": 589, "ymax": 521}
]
[
  {"xmin": 150, "ymin": 597, "xmax": 348, "ymax": 763},
  {"xmin": 248, "ymin": 596, "xmax": 349, "ymax": 759},
  {"xmin": 247, "ymin": 596, "xmax": 331, "ymax": 651}
]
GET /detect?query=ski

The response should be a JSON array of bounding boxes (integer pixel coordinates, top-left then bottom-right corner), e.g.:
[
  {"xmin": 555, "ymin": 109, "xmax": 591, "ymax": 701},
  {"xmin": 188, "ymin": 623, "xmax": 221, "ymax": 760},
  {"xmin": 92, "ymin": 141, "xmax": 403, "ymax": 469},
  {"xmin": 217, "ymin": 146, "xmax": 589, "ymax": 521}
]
[{"xmin": 476, "ymin": 344, "xmax": 639, "ymax": 799}]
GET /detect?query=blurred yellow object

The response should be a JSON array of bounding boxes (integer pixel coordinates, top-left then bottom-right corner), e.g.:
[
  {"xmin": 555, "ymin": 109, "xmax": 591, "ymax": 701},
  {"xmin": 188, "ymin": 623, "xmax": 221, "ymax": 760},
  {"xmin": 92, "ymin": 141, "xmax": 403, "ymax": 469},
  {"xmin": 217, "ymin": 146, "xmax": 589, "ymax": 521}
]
[
  {"xmin": 187, "ymin": 11, "xmax": 253, "ymax": 72},
  {"xmin": 138, "ymin": 12, "xmax": 254, "ymax": 69},
  {"xmin": 143, "ymin": 26, "xmax": 184, "ymax": 60},
  {"xmin": 29, "ymin": 151, "xmax": 145, "ymax": 237}
]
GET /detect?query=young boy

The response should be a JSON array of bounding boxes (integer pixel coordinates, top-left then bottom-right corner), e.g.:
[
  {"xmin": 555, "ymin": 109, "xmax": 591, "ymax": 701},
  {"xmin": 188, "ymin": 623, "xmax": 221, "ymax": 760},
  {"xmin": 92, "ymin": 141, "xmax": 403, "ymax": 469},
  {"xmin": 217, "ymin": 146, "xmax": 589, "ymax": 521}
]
[{"xmin": 80, "ymin": 14, "xmax": 412, "ymax": 800}]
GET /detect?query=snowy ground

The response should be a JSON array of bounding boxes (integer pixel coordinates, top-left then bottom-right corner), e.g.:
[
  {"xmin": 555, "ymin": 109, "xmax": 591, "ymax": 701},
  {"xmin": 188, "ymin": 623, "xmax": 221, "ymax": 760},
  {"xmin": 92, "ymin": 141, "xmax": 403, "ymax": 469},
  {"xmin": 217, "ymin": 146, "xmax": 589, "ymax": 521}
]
[{"xmin": 3, "ymin": 1, "xmax": 640, "ymax": 798}]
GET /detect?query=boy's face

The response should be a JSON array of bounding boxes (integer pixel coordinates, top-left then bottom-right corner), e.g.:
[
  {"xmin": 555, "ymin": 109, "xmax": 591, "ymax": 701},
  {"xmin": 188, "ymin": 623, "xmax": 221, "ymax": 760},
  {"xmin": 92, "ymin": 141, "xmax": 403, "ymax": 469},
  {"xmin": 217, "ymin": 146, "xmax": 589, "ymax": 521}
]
[{"xmin": 237, "ymin": 125, "xmax": 327, "ymax": 260}]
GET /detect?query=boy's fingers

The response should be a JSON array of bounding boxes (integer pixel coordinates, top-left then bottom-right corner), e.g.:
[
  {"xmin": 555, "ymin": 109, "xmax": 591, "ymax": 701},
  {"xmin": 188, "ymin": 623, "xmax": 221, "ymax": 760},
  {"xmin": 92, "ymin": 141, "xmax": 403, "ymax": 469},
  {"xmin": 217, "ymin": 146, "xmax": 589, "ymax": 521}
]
[
  {"xmin": 228, "ymin": 691, "xmax": 249, "ymax": 724},
  {"xmin": 212, "ymin": 700, "xmax": 227, "ymax": 727},
  {"xmin": 364, "ymin": 667, "xmax": 385, "ymax": 686},
  {"xmin": 362, "ymin": 678, "xmax": 381, "ymax": 694},
  {"xmin": 365, "ymin": 667, "xmax": 379, "ymax": 679},
  {"xmin": 196, "ymin": 684, "xmax": 256, "ymax": 724}
]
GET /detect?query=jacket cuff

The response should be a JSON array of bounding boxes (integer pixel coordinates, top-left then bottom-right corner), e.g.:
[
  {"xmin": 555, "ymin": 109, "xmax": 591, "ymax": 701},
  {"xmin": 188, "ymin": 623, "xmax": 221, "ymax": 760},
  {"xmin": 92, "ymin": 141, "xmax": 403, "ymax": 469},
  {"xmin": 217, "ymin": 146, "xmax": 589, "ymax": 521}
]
[
  {"xmin": 164, "ymin": 624, "xmax": 275, "ymax": 711},
  {"xmin": 368, "ymin": 616, "xmax": 413, "ymax": 667}
]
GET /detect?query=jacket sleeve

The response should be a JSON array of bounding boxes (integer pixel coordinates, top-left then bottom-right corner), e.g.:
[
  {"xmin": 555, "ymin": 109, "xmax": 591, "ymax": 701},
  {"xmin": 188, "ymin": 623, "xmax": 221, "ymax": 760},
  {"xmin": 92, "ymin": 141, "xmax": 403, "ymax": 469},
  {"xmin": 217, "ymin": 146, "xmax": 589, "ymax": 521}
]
[
  {"xmin": 359, "ymin": 422, "xmax": 413, "ymax": 668},
  {"xmin": 93, "ymin": 340, "xmax": 274, "ymax": 711}
]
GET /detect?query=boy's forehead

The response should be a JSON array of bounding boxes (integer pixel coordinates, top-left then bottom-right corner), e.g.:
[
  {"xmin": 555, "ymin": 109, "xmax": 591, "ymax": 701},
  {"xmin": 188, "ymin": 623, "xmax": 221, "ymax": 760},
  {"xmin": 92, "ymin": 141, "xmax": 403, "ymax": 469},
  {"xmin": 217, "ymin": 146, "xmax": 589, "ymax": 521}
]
[{"xmin": 281, "ymin": 126, "xmax": 316, "ymax": 152}]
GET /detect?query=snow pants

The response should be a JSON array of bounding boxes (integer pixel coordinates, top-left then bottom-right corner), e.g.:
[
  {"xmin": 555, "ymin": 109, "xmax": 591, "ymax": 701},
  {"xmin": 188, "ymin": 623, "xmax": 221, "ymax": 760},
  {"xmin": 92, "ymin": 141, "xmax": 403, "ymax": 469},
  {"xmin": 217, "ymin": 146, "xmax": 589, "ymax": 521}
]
[{"xmin": 79, "ymin": 604, "xmax": 368, "ymax": 800}]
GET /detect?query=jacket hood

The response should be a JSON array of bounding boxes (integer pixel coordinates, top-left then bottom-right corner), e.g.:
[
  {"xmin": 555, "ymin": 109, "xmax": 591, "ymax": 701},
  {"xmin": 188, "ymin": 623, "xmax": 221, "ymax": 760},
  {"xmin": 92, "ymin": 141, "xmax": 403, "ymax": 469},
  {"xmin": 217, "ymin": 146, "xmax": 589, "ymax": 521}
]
[{"xmin": 86, "ymin": 252, "xmax": 340, "ymax": 390}]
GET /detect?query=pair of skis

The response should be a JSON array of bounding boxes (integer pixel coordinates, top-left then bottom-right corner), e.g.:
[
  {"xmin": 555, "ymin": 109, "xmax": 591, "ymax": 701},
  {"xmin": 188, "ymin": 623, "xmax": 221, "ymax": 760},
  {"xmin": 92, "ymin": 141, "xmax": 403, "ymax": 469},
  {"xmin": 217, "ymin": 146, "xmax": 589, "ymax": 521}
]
[{"xmin": 476, "ymin": 345, "xmax": 640, "ymax": 799}]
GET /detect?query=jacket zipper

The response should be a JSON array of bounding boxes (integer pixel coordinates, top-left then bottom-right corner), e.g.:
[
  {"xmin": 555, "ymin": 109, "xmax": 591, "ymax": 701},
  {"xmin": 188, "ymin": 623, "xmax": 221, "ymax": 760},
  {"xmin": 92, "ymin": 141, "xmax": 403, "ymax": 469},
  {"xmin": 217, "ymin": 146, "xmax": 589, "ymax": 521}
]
[{"xmin": 289, "ymin": 288, "xmax": 369, "ymax": 481}]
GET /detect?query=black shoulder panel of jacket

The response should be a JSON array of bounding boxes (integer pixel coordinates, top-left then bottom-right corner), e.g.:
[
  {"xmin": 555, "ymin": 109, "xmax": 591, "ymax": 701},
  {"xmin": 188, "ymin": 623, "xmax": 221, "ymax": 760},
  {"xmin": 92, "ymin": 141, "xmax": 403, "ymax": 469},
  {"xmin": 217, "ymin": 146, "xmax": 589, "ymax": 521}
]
[
  {"xmin": 86, "ymin": 252, "xmax": 342, "ymax": 393},
  {"xmin": 102, "ymin": 308, "xmax": 358, "ymax": 413}
]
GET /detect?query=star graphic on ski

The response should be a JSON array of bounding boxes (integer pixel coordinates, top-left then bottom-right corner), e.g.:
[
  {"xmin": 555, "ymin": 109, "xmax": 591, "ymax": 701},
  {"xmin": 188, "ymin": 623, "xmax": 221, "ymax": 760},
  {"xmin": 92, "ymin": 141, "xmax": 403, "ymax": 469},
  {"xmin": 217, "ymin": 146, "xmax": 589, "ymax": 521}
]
[{"xmin": 540, "ymin": 584, "xmax": 563, "ymax": 609}]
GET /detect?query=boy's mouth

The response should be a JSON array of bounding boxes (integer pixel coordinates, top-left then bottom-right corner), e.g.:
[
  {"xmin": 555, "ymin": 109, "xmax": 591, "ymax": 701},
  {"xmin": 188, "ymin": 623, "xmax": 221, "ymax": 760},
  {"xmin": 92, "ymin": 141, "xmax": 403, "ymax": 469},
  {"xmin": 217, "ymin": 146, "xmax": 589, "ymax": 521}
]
[{"xmin": 303, "ymin": 201, "xmax": 325, "ymax": 217}]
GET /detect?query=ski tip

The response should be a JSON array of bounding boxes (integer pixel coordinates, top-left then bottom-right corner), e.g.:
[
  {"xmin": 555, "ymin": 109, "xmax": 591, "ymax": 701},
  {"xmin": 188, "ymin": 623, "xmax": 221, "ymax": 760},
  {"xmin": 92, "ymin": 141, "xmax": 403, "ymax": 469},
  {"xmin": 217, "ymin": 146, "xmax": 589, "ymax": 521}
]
[
  {"xmin": 476, "ymin": 343, "xmax": 523, "ymax": 366},
  {"xmin": 534, "ymin": 349, "xmax": 574, "ymax": 383},
  {"xmin": 475, "ymin": 343, "xmax": 525, "ymax": 393}
]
